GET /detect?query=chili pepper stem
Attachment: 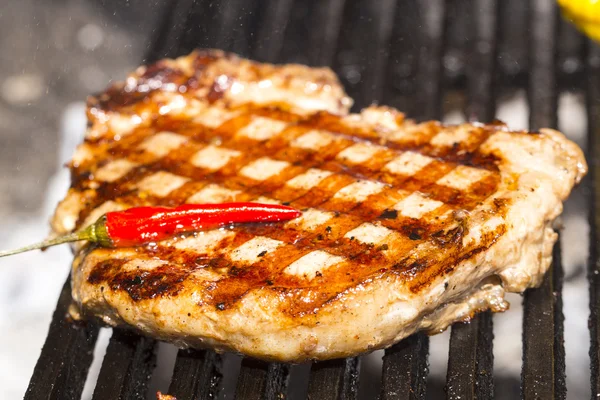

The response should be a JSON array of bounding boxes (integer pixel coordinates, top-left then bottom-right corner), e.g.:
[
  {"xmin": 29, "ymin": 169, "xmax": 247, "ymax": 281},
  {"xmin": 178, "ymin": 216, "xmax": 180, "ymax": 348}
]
[
  {"xmin": 0, "ymin": 230, "xmax": 92, "ymax": 258},
  {"xmin": 0, "ymin": 203, "xmax": 301, "ymax": 258}
]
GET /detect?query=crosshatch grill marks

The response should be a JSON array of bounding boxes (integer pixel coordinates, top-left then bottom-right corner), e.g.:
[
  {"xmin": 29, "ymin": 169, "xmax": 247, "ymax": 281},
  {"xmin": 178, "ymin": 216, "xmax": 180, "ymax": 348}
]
[
  {"xmin": 236, "ymin": 116, "xmax": 288, "ymax": 141},
  {"xmin": 285, "ymin": 208, "xmax": 334, "ymax": 231},
  {"xmin": 84, "ymin": 212, "xmax": 503, "ymax": 311},
  {"xmin": 399, "ymin": 224, "xmax": 509, "ymax": 294},
  {"xmin": 286, "ymin": 169, "xmax": 333, "ymax": 191},
  {"xmin": 239, "ymin": 158, "xmax": 291, "ymax": 181},
  {"xmin": 437, "ymin": 165, "xmax": 493, "ymax": 190},
  {"xmin": 229, "ymin": 236, "xmax": 285, "ymax": 263},
  {"xmin": 192, "ymin": 106, "xmax": 242, "ymax": 129},
  {"xmin": 71, "ymin": 103, "xmax": 504, "ymax": 252},
  {"xmin": 138, "ymin": 131, "xmax": 189, "ymax": 159},
  {"xmin": 81, "ymin": 157, "xmax": 508, "ymax": 312},
  {"xmin": 93, "ymin": 203, "xmax": 479, "ymax": 312},
  {"xmin": 137, "ymin": 172, "xmax": 189, "ymax": 197},
  {"xmin": 383, "ymin": 121, "xmax": 442, "ymax": 146},
  {"xmin": 83, "ymin": 186, "xmax": 482, "ymax": 308},
  {"xmin": 73, "ymin": 159, "xmax": 499, "ymax": 240},
  {"xmin": 39, "ymin": 50, "xmax": 587, "ymax": 382},
  {"xmin": 73, "ymin": 173, "xmax": 497, "ymax": 249},
  {"xmin": 336, "ymin": 142, "xmax": 387, "ymax": 165},
  {"xmin": 394, "ymin": 193, "xmax": 444, "ymax": 219},
  {"xmin": 76, "ymin": 104, "xmax": 501, "ymax": 169},
  {"xmin": 191, "ymin": 145, "xmax": 241, "ymax": 171},
  {"xmin": 284, "ymin": 250, "xmax": 345, "ymax": 280},
  {"xmin": 85, "ymin": 224, "xmax": 398, "ymax": 309},
  {"xmin": 94, "ymin": 159, "xmax": 139, "ymax": 183},
  {"xmin": 187, "ymin": 184, "xmax": 244, "ymax": 204},
  {"xmin": 88, "ymin": 95, "xmax": 501, "ymax": 169},
  {"xmin": 384, "ymin": 151, "xmax": 435, "ymax": 176}
]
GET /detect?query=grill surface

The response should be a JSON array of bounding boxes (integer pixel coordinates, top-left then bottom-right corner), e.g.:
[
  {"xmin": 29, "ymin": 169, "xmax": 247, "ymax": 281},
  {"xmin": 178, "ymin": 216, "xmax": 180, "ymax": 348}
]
[{"xmin": 23, "ymin": 0, "xmax": 598, "ymax": 399}]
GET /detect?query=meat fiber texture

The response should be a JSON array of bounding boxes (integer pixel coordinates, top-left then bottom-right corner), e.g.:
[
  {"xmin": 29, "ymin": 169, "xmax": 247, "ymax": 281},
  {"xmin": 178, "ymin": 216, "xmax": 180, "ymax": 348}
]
[{"xmin": 51, "ymin": 50, "xmax": 587, "ymax": 362}]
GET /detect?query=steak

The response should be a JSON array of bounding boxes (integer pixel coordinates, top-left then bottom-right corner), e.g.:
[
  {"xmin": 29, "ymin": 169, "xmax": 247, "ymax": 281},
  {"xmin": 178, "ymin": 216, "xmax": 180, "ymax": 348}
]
[{"xmin": 52, "ymin": 49, "xmax": 587, "ymax": 362}]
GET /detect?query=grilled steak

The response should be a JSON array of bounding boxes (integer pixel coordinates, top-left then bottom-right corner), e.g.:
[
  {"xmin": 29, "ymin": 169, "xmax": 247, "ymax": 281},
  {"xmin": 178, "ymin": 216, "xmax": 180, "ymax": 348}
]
[{"xmin": 52, "ymin": 50, "xmax": 587, "ymax": 362}]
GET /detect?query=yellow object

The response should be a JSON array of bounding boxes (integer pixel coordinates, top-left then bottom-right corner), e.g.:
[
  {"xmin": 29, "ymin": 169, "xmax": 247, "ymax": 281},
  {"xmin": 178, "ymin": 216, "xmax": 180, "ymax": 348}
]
[{"xmin": 558, "ymin": 0, "xmax": 600, "ymax": 42}]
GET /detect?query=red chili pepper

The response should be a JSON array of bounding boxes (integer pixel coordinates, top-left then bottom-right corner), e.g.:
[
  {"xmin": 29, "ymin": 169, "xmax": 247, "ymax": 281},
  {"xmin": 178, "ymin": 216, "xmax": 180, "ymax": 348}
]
[{"xmin": 0, "ymin": 202, "xmax": 301, "ymax": 257}]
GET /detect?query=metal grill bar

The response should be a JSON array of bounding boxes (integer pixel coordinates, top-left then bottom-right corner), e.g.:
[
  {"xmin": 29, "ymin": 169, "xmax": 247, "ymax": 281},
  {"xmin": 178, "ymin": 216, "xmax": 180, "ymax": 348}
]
[
  {"xmin": 332, "ymin": 0, "xmax": 397, "ymax": 110},
  {"xmin": 443, "ymin": 0, "xmax": 470, "ymax": 86},
  {"xmin": 445, "ymin": 1, "xmax": 498, "ymax": 398},
  {"xmin": 278, "ymin": 0, "xmax": 347, "ymax": 67},
  {"xmin": 167, "ymin": 349, "xmax": 221, "ymax": 400},
  {"xmin": 234, "ymin": 359, "xmax": 289, "ymax": 400},
  {"xmin": 522, "ymin": 240, "xmax": 566, "ymax": 399},
  {"xmin": 527, "ymin": 0, "xmax": 559, "ymax": 129},
  {"xmin": 521, "ymin": 4, "xmax": 565, "ymax": 399},
  {"xmin": 380, "ymin": 2, "xmax": 446, "ymax": 397},
  {"xmin": 380, "ymin": 334, "xmax": 429, "ymax": 400},
  {"xmin": 252, "ymin": 0, "xmax": 295, "ymax": 62},
  {"xmin": 24, "ymin": 278, "xmax": 99, "ymax": 400},
  {"xmin": 446, "ymin": 313, "xmax": 494, "ymax": 399},
  {"xmin": 306, "ymin": 357, "xmax": 360, "ymax": 400},
  {"xmin": 233, "ymin": 359, "xmax": 269, "ymax": 400},
  {"xmin": 413, "ymin": 0, "xmax": 446, "ymax": 122},
  {"xmin": 175, "ymin": 0, "xmax": 221, "ymax": 59},
  {"xmin": 383, "ymin": 2, "xmax": 420, "ymax": 113},
  {"xmin": 587, "ymin": 38, "xmax": 600, "ymax": 399},
  {"xmin": 218, "ymin": 0, "xmax": 263, "ymax": 56},
  {"xmin": 307, "ymin": 0, "xmax": 347, "ymax": 67},
  {"xmin": 464, "ymin": 0, "xmax": 498, "ymax": 122},
  {"xmin": 557, "ymin": 13, "xmax": 586, "ymax": 89},
  {"xmin": 263, "ymin": 363, "xmax": 290, "ymax": 399},
  {"xmin": 92, "ymin": 330, "xmax": 156, "ymax": 399},
  {"xmin": 497, "ymin": 0, "xmax": 529, "ymax": 87},
  {"xmin": 144, "ymin": 0, "xmax": 197, "ymax": 62}
]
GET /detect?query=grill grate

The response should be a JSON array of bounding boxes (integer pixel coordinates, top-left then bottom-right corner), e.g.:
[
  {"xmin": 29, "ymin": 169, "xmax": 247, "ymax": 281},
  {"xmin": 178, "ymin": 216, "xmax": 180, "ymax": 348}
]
[
  {"xmin": 588, "ymin": 33, "xmax": 600, "ymax": 398},
  {"xmin": 521, "ymin": 2, "xmax": 567, "ymax": 399},
  {"xmin": 24, "ymin": 0, "xmax": 598, "ymax": 399}
]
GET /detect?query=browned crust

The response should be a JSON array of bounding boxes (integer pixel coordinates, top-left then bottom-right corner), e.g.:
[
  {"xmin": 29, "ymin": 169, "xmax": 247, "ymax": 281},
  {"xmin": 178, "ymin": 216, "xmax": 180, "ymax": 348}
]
[{"xmin": 58, "ymin": 50, "xmax": 581, "ymax": 321}]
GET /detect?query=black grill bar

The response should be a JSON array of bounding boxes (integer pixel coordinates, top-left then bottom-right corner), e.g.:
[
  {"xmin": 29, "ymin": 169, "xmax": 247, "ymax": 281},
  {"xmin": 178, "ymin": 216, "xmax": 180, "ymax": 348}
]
[
  {"xmin": 413, "ymin": 0, "xmax": 446, "ymax": 122},
  {"xmin": 263, "ymin": 363, "xmax": 291, "ymax": 399},
  {"xmin": 234, "ymin": 359, "xmax": 289, "ymax": 400},
  {"xmin": 306, "ymin": 357, "xmax": 360, "ymax": 400},
  {"xmin": 380, "ymin": 333, "xmax": 429, "ymax": 400},
  {"xmin": 332, "ymin": 0, "xmax": 397, "ymax": 110},
  {"xmin": 522, "ymin": 240, "xmax": 566, "ymax": 399},
  {"xmin": 92, "ymin": 330, "xmax": 157, "ymax": 400},
  {"xmin": 252, "ymin": 0, "xmax": 294, "ymax": 63},
  {"xmin": 446, "ymin": 312, "xmax": 495, "ymax": 399},
  {"xmin": 175, "ymin": 0, "xmax": 222, "ymax": 59},
  {"xmin": 143, "ymin": 0, "xmax": 196, "ymax": 62},
  {"xmin": 445, "ymin": 1, "xmax": 498, "ymax": 398},
  {"xmin": 24, "ymin": 277, "xmax": 99, "ymax": 400},
  {"xmin": 380, "ymin": 2, "xmax": 446, "ymax": 398},
  {"xmin": 464, "ymin": 0, "xmax": 498, "ymax": 122},
  {"xmin": 521, "ymin": 1, "xmax": 566, "ymax": 399},
  {"xmin": 279, "ymin": 0, "xmax": 347, "ymax": 67},
  {"xmin": 496, "ymin": 0, "xmax": 529, "ymax": 87},
  {"xmin": 218, "ymin": 0, "xmax": 264, "ymax": 57},
  {"xmin": 383, "ymin": 2, "xmax": 420, "ymax": 113},
  {"xmin": 527, "ymin": 0, "xmax": 559, "ymax": 130},
  {"xmin": 587, "ymin": 38, "xmax": 600, "ymax": 398},
  {"xmin": 307, "ymin": 0, "xmax": 347, "ymax": 67},
  {"xmin": 557, "ymin": 13, "xmax": 586, "ymax": 89},
  {"xmin": 167, "ymin": 349, "xmax": 221, "ymax": 399}
]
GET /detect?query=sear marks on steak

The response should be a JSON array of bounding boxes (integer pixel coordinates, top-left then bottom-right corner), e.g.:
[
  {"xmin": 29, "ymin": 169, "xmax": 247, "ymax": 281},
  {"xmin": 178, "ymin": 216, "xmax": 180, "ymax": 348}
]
[{"xmin": 52, "ymin": 49, "xmax": 587, "ymax": 362}]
